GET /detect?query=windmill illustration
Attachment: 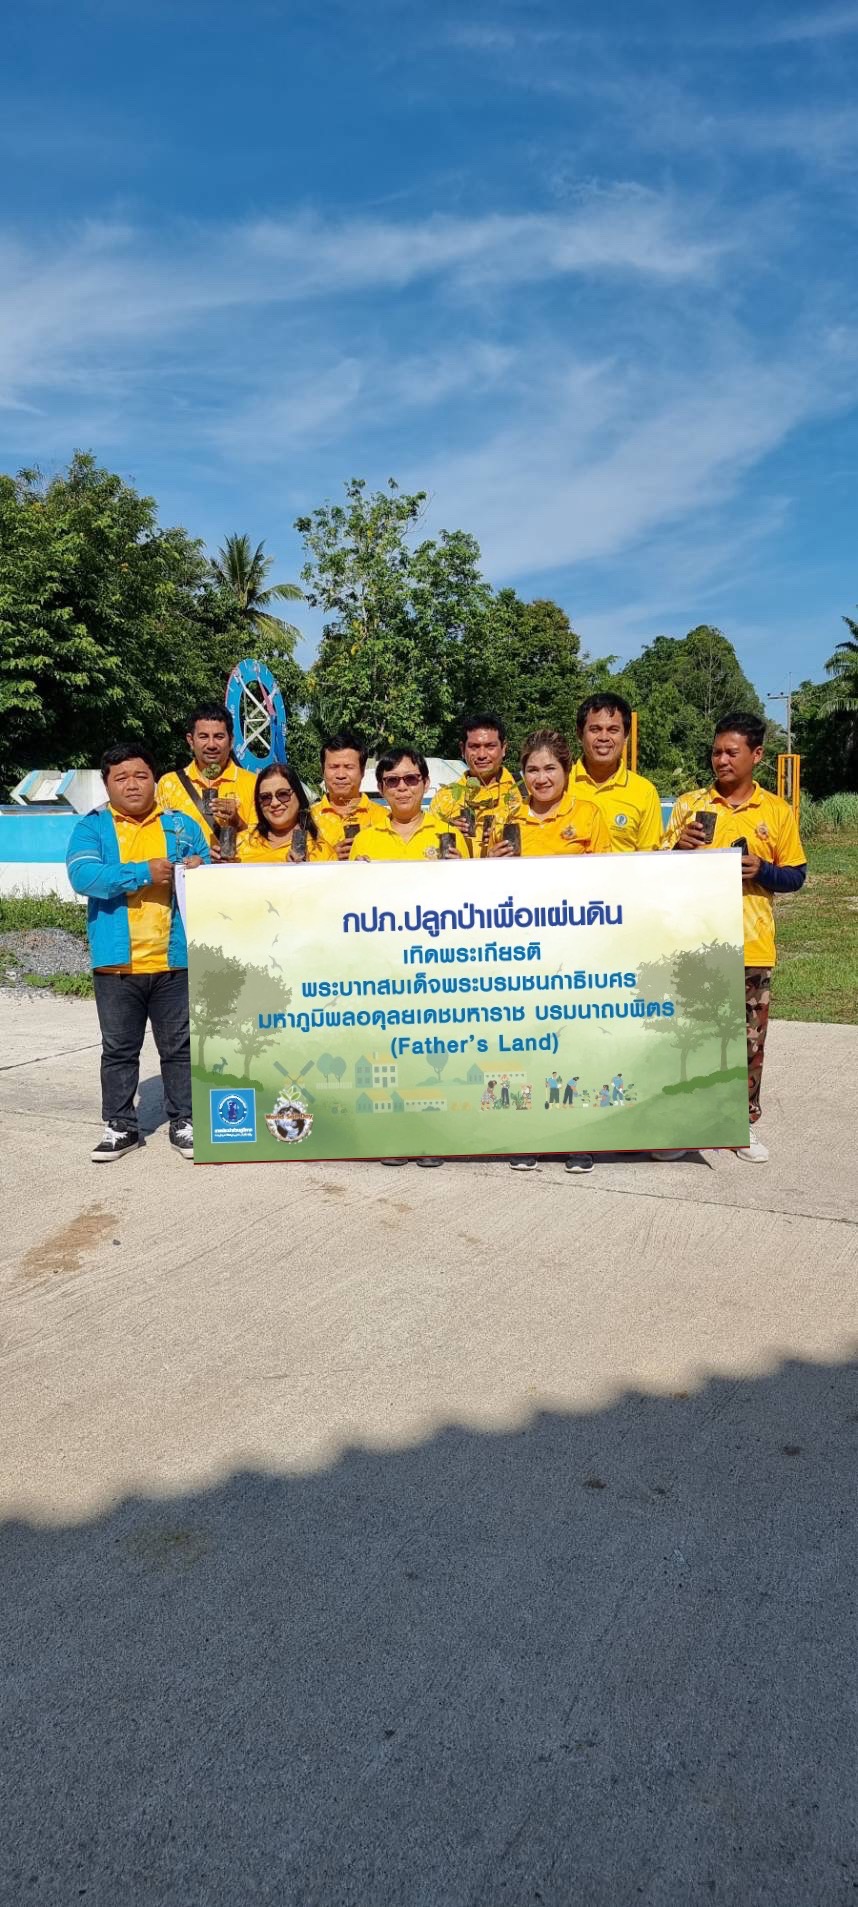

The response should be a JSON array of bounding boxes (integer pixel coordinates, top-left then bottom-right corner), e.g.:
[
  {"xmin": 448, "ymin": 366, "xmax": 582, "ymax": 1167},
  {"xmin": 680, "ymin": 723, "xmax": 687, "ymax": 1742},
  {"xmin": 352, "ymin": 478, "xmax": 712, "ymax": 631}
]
[{"xmin": 273, "ymin": 1059, "xmax": 317, "ymax": 1105}]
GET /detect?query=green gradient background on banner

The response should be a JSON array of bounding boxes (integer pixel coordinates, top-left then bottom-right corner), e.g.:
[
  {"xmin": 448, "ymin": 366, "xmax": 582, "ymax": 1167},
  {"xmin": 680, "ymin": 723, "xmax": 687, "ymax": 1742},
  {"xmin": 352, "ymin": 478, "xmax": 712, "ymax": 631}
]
[{"xmin": 186, "ymin": 854, "xmax": 749, "ymax": 1162}]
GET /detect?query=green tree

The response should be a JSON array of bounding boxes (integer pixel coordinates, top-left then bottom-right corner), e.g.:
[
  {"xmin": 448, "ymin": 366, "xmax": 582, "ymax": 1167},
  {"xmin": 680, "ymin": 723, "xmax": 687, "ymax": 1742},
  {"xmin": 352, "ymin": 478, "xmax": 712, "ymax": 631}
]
[
  {"xmin": 298, "ymin": 480, "xmax": 492, "ymax": 749},
  {"xmin": 209, "ymin": 533, "xmax": 303, "ymax": 650},
  {"xmin": 451, "ymin": 592, "xmax": 606, "ymax": 759},
  {"xmin": 619, "ymin": 626, "xmax": 767, "ymax": 794},
  {"xmin": 672, "ymin": 944, "xmax": 746, "ymax": 1073},
  {"xmin": 823, "ymin": 613, "xmax": 858, "ymax": 713},
  {"xmin": 0, "ymin": 454, "xmax": 248, "ymax": 791},
  {"xmin": 789, "ymin": 613, "xmax": 858, "ymax": 797},
  {"xmin": 189, "ymin": 946, "xmax": 246, "ymax": 1071}
]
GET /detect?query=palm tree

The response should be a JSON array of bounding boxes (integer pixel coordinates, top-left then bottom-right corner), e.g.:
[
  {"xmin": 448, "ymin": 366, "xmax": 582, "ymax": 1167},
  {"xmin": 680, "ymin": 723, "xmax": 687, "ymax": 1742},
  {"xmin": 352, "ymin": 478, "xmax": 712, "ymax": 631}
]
[
  {"xmin": 210, "ymin": 534, "xmax": 303, "ymax": 652},
  {"xmin": 821, "ymin": 612, "xmax": 858, "ymax": 713}
]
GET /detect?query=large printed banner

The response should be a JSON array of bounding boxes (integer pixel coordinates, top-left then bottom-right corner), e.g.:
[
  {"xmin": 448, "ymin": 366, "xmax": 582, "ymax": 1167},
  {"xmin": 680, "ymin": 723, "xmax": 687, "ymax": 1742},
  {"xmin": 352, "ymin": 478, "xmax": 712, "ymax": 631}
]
[{"xmin": 186, "ymin": 854, "xmax": 749, "ymax": 1162}]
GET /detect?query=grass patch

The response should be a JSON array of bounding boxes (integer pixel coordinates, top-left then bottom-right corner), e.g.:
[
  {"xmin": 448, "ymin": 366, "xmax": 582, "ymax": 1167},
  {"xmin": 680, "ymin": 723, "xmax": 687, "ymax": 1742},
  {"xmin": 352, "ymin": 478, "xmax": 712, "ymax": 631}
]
[
  {"xmin": 23, "ymin": 971, "xmax": 94, "ymax": 999},
  {"xmin": 0, "ymin": 895, "xmax": 87, "ymax": 936},
  {"xmin": 773, "ymin": 830, "xmax": 858, "ymax": 1024}
]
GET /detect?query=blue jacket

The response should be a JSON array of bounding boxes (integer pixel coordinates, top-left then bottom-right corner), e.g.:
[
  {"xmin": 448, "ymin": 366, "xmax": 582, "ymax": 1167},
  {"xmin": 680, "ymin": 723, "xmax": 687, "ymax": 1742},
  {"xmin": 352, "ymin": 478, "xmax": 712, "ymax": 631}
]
[{"xmin": 67, "ymin": 806, "xmax": 210, "ymax": 971}]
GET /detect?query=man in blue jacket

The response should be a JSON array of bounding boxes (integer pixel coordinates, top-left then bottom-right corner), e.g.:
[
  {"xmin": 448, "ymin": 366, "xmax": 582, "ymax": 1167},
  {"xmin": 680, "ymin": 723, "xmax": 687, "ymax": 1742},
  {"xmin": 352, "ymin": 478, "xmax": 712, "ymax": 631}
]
[{"xmin": 67, "ymin": 742, "xmax": 209, "ymax": 1163}]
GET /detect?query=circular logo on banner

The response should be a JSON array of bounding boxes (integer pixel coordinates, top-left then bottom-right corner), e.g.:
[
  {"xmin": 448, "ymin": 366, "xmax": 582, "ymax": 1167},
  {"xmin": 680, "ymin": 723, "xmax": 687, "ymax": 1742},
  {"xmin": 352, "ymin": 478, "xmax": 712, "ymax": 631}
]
[
  {"xmin": 265, "ymin": 1095, "xmax": 313, "ymax": 1145},
  {"xmin": 219, "ymin": 1094, "xmax": 249, "ymax": 1126}
]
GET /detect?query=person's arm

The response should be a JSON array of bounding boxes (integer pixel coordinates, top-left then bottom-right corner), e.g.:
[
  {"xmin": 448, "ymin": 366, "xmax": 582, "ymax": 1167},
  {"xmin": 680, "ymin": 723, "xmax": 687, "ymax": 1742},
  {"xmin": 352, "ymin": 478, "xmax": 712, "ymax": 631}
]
[
  {"xmin": 754, "ymin": 860, "xmax": 807, "ymax": 893},
  {"xmin": 66, "ymin": 814, "xmax": 155, "ymax": 900}
]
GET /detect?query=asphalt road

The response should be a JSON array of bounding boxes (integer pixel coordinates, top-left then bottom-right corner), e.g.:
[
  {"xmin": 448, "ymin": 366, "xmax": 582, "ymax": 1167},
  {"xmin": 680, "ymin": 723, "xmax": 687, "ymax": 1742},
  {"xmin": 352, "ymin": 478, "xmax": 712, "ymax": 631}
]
[{"xmin": 2, "ymin": 995, "xmax": 857, "ymax": 1905}]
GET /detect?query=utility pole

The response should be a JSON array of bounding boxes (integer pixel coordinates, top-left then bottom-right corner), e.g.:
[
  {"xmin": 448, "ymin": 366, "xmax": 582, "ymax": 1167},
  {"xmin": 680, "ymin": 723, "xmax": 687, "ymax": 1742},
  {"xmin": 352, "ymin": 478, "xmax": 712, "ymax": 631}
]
[{"xmin": 767, "ymin": 676, "xmax": 793, "ymax": 753}]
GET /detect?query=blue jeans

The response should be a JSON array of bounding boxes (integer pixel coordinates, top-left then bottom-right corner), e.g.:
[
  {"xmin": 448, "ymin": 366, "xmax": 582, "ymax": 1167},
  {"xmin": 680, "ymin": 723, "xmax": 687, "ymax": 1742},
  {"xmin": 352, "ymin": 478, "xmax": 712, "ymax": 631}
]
[{"xmin": 92, "ymin": 970, "xmax": 191, "ymax": 1131}]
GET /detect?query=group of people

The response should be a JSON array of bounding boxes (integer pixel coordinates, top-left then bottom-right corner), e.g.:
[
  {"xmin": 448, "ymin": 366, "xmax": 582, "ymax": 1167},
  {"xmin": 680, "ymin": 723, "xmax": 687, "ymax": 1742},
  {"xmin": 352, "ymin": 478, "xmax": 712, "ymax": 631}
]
[{"xmin": 66, "ymin": 693, "xmax": 806, "ymax": 1171}]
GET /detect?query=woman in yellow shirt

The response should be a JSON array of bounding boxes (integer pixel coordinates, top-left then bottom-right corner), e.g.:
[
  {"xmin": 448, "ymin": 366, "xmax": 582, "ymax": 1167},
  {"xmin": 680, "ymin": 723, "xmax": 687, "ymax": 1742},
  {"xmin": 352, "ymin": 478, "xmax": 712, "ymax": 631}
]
[
  {"xmin": 488, "ymin": 728, "xmax": 609, "ymax": 1178},
  {"xmin": 234, "ymin": 764, "xmax": 334, "ymax": 864},
  {"xmin": 487, "ymin": 729, "xmax": 610, "ymax": 858}
]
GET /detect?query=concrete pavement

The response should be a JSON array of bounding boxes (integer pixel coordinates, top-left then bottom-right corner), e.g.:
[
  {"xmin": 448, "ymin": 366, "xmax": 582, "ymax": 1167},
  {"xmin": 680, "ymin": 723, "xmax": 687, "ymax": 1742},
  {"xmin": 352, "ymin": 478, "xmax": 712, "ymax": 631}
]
[{"xmin": 2, "ymin": 993, "xmax": 857, "ymax": 1904}]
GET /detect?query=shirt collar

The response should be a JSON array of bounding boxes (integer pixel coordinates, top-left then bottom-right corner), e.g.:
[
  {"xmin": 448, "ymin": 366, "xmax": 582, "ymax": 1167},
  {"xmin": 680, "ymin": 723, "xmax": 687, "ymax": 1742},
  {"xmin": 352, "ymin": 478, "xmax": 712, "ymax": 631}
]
[
  {"xmin": 572, "ymin": 759, "xmax": 628, "ymax": 791},
  {"xmin": 523, "ymin": 783, "xmax": 578, "ymax": 824},
  {"xmin": 707, "ymin": 781, "xmax": 764, "ymax": 810},
  {"xmin": 188, "ymin": 758, "xmax": 236, "ymax": 786},
  {"xmin": 320, "ymin": 791, "xmax": 369, "ymax": 814},
  {"xmin": 109, "ymin": 803, "xmax": 163, "ymax": 825},
  {"xmin": 379, "ymin": 809, "xmax": 431, "ymax": 834}
]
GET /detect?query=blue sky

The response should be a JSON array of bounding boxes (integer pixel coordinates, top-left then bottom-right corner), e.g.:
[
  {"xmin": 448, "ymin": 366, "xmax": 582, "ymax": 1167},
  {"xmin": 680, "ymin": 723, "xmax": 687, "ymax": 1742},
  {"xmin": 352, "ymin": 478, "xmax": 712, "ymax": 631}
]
[{"xmin": 3, "ymin": 0, "xmax": 858, "ymax": 704}]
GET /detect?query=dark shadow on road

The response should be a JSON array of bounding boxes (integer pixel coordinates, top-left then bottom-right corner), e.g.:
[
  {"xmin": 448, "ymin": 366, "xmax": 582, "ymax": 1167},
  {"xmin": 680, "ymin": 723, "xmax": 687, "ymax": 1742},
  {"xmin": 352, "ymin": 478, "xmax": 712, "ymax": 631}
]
[
  {"xmin": 3, "ymin": 1357, "xmax": 857, "ymax": 1905},
  {"xmin": 137, "ymin": 1074, "xmax": 168, "ymax": 1135}
]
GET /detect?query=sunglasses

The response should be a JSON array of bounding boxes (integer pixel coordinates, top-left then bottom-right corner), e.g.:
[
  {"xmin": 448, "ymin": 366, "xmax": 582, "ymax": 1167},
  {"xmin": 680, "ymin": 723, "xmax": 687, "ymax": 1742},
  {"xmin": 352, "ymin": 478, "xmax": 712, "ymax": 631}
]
[
  {"xmin": 382, "ymin": 773, "xmax": 423, "ymax": 789},
  {"xmin": 259, "ymin": 786, "xmax": 294, "ymax": 807}
]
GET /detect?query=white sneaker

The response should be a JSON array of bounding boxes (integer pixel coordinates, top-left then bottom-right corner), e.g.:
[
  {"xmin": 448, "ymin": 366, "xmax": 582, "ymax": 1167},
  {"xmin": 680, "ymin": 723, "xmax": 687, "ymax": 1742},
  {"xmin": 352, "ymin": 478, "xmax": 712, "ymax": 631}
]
[
  {"xmin": 735, "ymin": 1127, "xmax": 768, "ymax": 1163},
  {"xmin": 169, "ymin": 1119, "xmax": 195, "ymax": 1160}
]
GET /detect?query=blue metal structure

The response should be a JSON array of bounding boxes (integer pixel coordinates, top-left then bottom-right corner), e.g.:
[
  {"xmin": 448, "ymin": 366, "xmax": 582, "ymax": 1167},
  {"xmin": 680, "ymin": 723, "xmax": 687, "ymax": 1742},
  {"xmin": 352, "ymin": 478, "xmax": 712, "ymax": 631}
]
[{"xmin": 226, "ymin": 658, "xmax": 288, "ymax": 771}]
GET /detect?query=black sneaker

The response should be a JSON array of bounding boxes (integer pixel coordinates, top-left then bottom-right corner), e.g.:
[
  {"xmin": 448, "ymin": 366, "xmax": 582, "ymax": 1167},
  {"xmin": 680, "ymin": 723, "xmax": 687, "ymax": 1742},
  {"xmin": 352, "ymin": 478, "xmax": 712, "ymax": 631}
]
[
  {"xmin": 510, "ymin": 1157, "xmax": 539, "ymax": 1171},
  {"xmin": 169, "ymin": 1119, "xmax": 194, "ymax": 1160},
  {"xmin": 564, "ymin": 1154, "xmax": 594, "ymax": 1174},
  {"xmin": 91, "ymin": 1124, "xmax": 139, "ymax": 1163}
]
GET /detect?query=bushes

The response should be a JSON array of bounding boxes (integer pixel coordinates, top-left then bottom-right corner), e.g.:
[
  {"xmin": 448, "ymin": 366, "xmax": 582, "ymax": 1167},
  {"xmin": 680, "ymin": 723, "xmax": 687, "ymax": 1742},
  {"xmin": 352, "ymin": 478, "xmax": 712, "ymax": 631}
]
[
  {"xmin": 0, "ymin": 895, "xmax": 87, "ymax": 934},
  {"xmin": 799, "ymin": 793, "xmax": 858, "ymax": 839}
]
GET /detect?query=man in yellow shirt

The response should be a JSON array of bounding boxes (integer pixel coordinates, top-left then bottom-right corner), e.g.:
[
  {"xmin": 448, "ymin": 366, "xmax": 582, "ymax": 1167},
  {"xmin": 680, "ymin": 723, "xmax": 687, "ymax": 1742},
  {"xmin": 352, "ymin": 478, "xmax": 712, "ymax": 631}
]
[
  {"xmin": 310, "ymin": 729, "xmax": 382, "ymax": 858},
  {"xmin": 665, "ymin": 711, "xmax": 806, "ymax": 1163},
  {"xmin": 430, "ymin": 712, "xmax": 522, "ymax": 856},
  {"xmin": 569, "ymin": 693, "xmax": 663, "ymax": 851},
  {"xmin": 489, "ymin": 728, "xmax": 609, "ymax": 1177},
  {"xmin": 350, "ymin": 748, "xmax": 450, "ymax": 861},
  {"xmin": 157, "ymin": 701, "xmax": 256, "ymax": 849},
  {"xmin": 66, "ymin": 742, "xmax": 209, "ymax": 1164}
]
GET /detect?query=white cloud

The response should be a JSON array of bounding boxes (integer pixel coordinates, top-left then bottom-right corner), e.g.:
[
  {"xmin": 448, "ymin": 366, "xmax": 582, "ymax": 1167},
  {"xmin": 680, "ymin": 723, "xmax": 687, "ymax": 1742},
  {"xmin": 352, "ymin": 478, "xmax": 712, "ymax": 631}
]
[
  {"xmin": 414, "ymin": 344, "xmax": 852, "ymax": 582},
  {"xmin": 0, "ymin": 192, "xmax": 727, "ymax": 411}
]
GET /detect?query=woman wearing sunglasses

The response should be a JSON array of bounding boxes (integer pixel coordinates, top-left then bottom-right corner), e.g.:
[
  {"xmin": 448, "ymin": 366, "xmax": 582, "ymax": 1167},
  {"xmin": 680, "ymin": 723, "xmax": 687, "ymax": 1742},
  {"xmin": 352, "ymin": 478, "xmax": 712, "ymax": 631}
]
[
  {"xmin": 348, "ymin": 749, "xmax": 456, "ymax": 861},
  {"xmin": 236, "ymin": 763, "xmax": 334, "ymax": 863},
  {"xmin": 350, "ymin": 747, "xmax": 455, "ymax": 1167}
]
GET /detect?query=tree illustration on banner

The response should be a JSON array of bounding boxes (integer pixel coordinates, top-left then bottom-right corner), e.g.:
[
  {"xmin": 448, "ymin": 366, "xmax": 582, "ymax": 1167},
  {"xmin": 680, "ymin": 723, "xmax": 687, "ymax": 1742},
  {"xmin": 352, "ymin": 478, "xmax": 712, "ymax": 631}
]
[{"xmin": 191, "ymin": 946, "xmax": 246, "ymax": 1070}]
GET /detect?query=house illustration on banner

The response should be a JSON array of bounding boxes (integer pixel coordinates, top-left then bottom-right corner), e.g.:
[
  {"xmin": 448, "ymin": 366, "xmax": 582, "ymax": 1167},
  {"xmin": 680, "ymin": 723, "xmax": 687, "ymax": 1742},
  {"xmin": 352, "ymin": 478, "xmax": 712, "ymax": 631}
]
[
  {"xmin": 354, "ymin": 1053, "xmax": 398, "ymax": 1090},
  {"xmin": 391, "ymin": 1088, "xmax": 447, "ymax": 1113}
]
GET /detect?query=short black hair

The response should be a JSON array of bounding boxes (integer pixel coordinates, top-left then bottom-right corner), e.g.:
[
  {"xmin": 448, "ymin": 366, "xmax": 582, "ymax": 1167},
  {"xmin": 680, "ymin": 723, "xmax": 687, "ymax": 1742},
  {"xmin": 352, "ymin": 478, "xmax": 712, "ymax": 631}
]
[
  {"xmin": 254, "ymin": 762, "xmax": 319, "ymax": 841},
  {"xmin": 376, "ymin": 747, "xmax": 429, "ymax": 787},
  {"xmin": 101, "ymin": 741, "xmax": 157, "ymax": 778},
  {"xmin": 320, "ymin": 729, "xmax": 368, "ymax": 770},
  {"xmin": 460, "ymin": 712, "xmax": 506, "ymax": 746},
  {"xmin": 713, "ymin": 712, "xmax": 766, "ymax": 750},
  {"xmin": 186, "ymin": 702, "xmax": 234, "ymax": 739},
  {"xmin": 576, "ymin": 692, "xmax": 632, "ymax": 736}
]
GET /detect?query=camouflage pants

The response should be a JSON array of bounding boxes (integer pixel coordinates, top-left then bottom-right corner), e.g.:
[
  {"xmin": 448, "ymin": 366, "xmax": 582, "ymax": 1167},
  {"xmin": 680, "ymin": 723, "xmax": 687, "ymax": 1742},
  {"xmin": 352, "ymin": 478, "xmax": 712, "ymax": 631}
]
[{"xmin": 746, "ymin": 967, "xmax": 772, "ymax": 1125}]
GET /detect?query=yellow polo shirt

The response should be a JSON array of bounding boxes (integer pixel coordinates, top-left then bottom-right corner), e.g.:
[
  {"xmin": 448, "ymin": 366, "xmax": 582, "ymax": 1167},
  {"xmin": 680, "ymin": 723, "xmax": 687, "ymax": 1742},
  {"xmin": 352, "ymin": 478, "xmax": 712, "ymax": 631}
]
[
  {"xmin": 309, "ymin": 791, "xmax": 383, "ymax": 853},
  {"xmin": 99, "ymin": 806, "xmax": 173, "ymax": 974},
  {"xmin": 663, "ymin": 782, "xmax": 805, "ymax": 968},
  {"xmin": 430, "ymin": 767, "xmax": 522, "ymax": 856},
  {"xmin": 237, "ymin": 826, "xmax": 334, "ymax": 864},
  {"xmin": 569, "ymin": 759, "xmax": 663, "ymax": 852},
  {"xmin": 518, "ymin": 786, "xmax": 611, "ymax": 857},
  {"xmin": 349, "ymin": 812, "xmax": 449, "ymax": 862},
  {"xmin": 157, "ymin": 758, "xmax": 257, "ymax": 845}
]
